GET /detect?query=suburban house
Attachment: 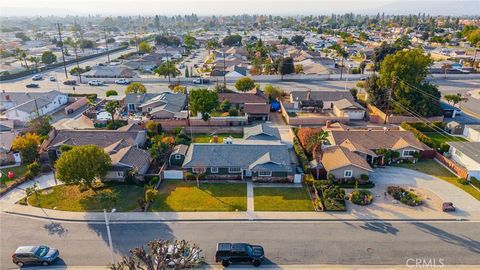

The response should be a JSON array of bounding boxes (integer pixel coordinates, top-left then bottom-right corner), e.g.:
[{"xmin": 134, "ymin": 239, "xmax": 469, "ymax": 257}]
[
  {"xmin": 182, "ymin": 143, "xmax": 293, "ymax": 182},
  {"xmin": 82, "ymin": 65, "xmax": 138, "ymax": 78},
  {"xmin": 447, "ymin": 141, "xmax": 480, "ymax": 180},
  {"xmin": 124, "ymin": 92, "xmax": 187, "ymax": 119},
  {"xmin": 182, "ymin": 124, "xmax": 293, "ymax": 182},
  {"xmin": 332, "ymin": 99, "xmax": 366, "ymax": 120},
  {"xmin": 320, "ymin": 145, "xmax": 373, "ymax": 180},
  {"xmin": 218, "ymin": 89, "xmax": 269, "ymax": 122},
  {"xmin": 169, "ymin": 144, "xmax": 188, "ymax": 167},
  {"xmin": 326, "ymin": 127, "xmax": 430, "ymax": 165},
  {"xmin": 44, "ymin": 129, "xmax": 151, "ymax": 181},
  {"xmin": 463, "ymin": 125, "xmax": 480, "ymax": 142},
  {"xmin": 1, "ymin": 91, "xmax": 68, "ymax": 122},
  {"xmin": 124, "ymin": 52, "xmax": 164, "ymax": 72},
  {"xmin": 0, "ymin": 131, "xmax": 21, "ymax": 165},
  {"xmin": 289, "ymin": 90, "xmax": 355, "ymax": 111}
]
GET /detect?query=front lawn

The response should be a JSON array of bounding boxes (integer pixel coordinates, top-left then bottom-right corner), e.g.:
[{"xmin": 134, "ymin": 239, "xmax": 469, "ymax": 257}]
[
  {"xmin": 192, "ymin": 133, "xmax": 243, "ymax": 143},
  {"xmin": 26, "ymin": 184, "xmax": 144, "ymax": 212},
  {"xmin": 254, "ymin": 187, "xmax": 313, "ymax": 211},
  {"xmin": 149, "ymin": 180, "xmax": 247, "ymax": 211},
  {"xmin": 0, "ymin": 165, "xmax": 28, "ymax": 187},
  {"xmin": 423, "ymin": 132, "xmax": 467, "ymax": 146},
  {"xmin": 394, "ymin": 160, "xmax": 480, "ymax": 201}
]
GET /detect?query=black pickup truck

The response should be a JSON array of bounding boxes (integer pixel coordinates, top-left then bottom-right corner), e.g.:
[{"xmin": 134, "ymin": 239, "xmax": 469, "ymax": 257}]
[{"xmin": 215, "ymin": 243, "xmax": 264, "ymax": 267}]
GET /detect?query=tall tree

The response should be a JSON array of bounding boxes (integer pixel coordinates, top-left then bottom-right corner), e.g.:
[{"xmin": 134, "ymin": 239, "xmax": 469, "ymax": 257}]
[
  {"xmin": 28, "ymin": 56, "xmax": 40, "ymax": 72},
  {"xmin": 365, "ymin": 74, "xmax": 388, "ymax": 109},
  {"xmin": 104, "ymin": 101, "xmax": 119, "ymax": 124},
  {"xmin": 41, "ymin": 51, "xmax": 57, "ymax": 65},
  {"xmin": 12, "ymin": 133, "xmax": 41, "ymax": 164},
  {"xmin": 234, "ymin": 77, "xmax": 256, "ymax": 92},
  {"xmin": 154, "ymin": 61, "xmax": 180, "ymax": 82},
  {"xmin": 189, "ymin": 88, "xmax": 219, "ymax": 121},
  {"xmin": 55, "ymin": 145, "xmax": 111, "ymax": 189},
  {"xmin": 28, "ymin": 115, "xmax": 52, "ymax": 137},
  {"xmin": 138, "ymin": 41, "xmax": 152, "ymax": 54},
  {"xmin": 379, "ymin": 48, "xmax": 441, "ymax": 117},
  {"xmin": 125, "ymin": 82, "xmax": 147, "ymax": 94},
  {"xmin": 205, "ymin": 38, "xmax": 220, "ymax": 54}
]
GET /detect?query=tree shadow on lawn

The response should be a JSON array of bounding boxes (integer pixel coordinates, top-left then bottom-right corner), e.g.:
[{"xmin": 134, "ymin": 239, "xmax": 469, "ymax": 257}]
[
  {"xmin": 413, "ymin": 222, "xmax": 480, "ymax": 254},
  {"xmin": 79, "ymin": 184, "xmax": 144, "ymax": 212}
]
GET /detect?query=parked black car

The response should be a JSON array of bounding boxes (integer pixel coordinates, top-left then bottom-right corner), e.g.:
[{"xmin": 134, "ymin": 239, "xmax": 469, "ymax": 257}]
[
  {"xmin": 26, "ymin": 83, "xmax": 39, "ymax": 88},
  {"xmin": 215, "ymin": 243, "xmax": 264, "ymax": 267},
  {"xmin": 442, "ymin": 202, "xmax": 456, "ymax": 212},
  {"xmin": 12, "ymin": 245, "xmax": 59, "ymax": 267}
]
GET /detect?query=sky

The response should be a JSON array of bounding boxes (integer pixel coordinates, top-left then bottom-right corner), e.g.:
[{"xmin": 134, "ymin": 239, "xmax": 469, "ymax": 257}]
[{"xmin": 0, "ymin": 0, "xmax": 478, "ymax": 16}]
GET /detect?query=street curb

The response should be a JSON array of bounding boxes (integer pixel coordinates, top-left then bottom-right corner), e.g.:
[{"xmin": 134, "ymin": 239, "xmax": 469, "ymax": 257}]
[{"xmin": 3, "ymin": 211, "xmax": 469, "ymax": 223}]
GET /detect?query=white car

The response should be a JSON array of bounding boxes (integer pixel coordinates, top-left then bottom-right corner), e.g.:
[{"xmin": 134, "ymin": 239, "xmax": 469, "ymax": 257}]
[
  {"xmin": 32, "ymin": 74, "xmax": 43, "ymax": 81},
  {"xmin": 88, "ymin": 80, "xmax": 104, "ymax": 86},
  {"xmin": 114, "ymin": 78, "xmax": 131, "ymax": 85},
  {"xmin": 49, "ymin": 76, "xmax": 56, "ymax": 81}
]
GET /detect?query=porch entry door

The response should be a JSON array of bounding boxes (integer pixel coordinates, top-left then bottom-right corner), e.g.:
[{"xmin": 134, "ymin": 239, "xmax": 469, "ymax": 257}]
[{"xmin": 244, "ymin": 170, "xmax": 252, "ymax": 178}]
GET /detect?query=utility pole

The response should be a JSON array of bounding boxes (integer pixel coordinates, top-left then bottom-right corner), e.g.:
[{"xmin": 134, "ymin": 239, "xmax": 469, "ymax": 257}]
[
  {"xmin": 104, "ymin": 27, "xmax": 110, "ymax": 63},
  {"xmin": 165, "ymin": 46, "xmax": 170, "ymax": 82},
  {"xmin": 56, "ymin": 23, "xmax": 68, "ymax": 78},
  {"xmin": 73, "ymin": 44, "xmax": 82, "ymax": 83},
  {"xmin": 223, "ymin": 48, "xmax": 226, "ymax": 88},
  {"xmin": 384, "ymin": 79, "xmax": 395, "ymax": 124},
  {"xmin": 133, "ymin": 26, "xmax": 139, "ymax": 52},
  {"xmin": 34, "ymin": 98, "xmax": 40, "ymax": 118}
]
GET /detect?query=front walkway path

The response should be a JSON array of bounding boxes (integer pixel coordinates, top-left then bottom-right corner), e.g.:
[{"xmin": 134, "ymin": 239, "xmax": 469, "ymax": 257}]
[
  {"xmin": 246, "ymin": 179, "xmax": 254, "ymax": 213},
  {"xmin": 0, "ymin": 173, "xmax": 58, "ymax": 211},
  {"xmin": 2, "ymin": 168, "xmax": 480, "ymax": 222}
]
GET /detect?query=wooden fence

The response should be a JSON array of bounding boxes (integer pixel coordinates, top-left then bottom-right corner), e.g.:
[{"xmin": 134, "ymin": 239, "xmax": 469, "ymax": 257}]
[{"xmin": 434, "ymin": 152, "xmax": 468, "ymax": 179}]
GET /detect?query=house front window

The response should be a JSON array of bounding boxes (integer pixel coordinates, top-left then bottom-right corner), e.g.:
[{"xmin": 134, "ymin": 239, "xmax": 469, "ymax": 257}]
[
  {"xmin": 174, "ymin": 154, "xmax": 181, "ymax": 160},
  {"xmin": 228, "ymin": 167, "xmax": 241, "ymax": 173},
  {"xmin": 117, "ymin": 171, "xmax": 124, "ymax": 177},
  {"xmin": 402, "ymin": 150, "xmax": 416, "ymax": 157},
  {"xmin": 210, "ymin": 167, "xmax": 218, "ymax": 174},
  {"xmin": 147, "ymin": 107, "xmax": 152, "ymax": 112},
  {"xmin": 257, "ymin": 171, "xmax": 272, "ymax": 177},
  {"xmin": 128, "ymin": 104, "xmax": 135, "ymax": 111},
  {"xmin": 344, "ymin": 170, "xmax": 353, "ymax": 178},
  {"xmin": 192, "ymin": 167, "xmax": 206, "ymax": 173}
]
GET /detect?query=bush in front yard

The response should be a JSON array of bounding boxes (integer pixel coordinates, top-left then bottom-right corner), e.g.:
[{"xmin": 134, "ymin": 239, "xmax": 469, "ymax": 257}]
[
  {"xmin": 387, "ymin": 186, "xmax": 422, "ymax": 206},
  {"xmin": 184, "ymin": 172, "xmax": 195, "ymax": 181},
  {"xmin": 349, "ymin": 190, "xmax": 373, "ymax": 205},
  {"xmin": 457, "ymin": 178, "xmax": 468, "ymax": 185},
  {"xmin": 27, "ymin": 162, "xmax": 41, "ymax": 177},
  {"xmin": 360, "ymin": 174, "xmax": 369, "ymax": 181},
  {"xmin": 471, "ymin": 177, "xmax": 480, "ymax": 189}
]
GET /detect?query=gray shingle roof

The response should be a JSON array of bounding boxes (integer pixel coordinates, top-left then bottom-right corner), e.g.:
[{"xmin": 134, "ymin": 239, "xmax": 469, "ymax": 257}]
[
  {"xmin": 333, "ymin": 98, "xmax": 365, "ymax": 110},
  {"xmin": 182, "ymin": 143, "xmax": 292, "ymax": 172},
  {"xmin": 447, "ymin": 142, "xmax": 480, "ymax": 164},
  {"xmin": 290, "ymin": 90, "xmax": 354, "ymax": 102},
  {"xmin": 48, "ymin": 130, "xmax": 145, "ymax": 149},
  {"xmin": 2, "ymin": 91, "xmax": 66, "ymax": 114},
  {"xmin": 243, "ymin": 124, "xmax": 281, "ymax": 141},
  {"xmin": 110, "ymin": 145, "xmax": 152, "ymax": 171}
]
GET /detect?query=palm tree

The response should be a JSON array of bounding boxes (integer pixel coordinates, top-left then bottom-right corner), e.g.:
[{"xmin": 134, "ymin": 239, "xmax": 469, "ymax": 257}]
[
  {"xmin": 65, "ymin": 37, "xmax": 82, "ymax": 83},
  {"xmin": 16, "ymin": 48, "xmax": 29, "ymax": 69},
  {"xmin": 28, "ymin": 56, "xmax": 40, "ymax": 72},
  {"xmin": 154, "ymin": 61, "xmax": 181, "ymax": 83}
]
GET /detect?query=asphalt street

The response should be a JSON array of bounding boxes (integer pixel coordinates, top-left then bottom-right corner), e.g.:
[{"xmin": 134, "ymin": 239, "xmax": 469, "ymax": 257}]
[{"xmin": 1, "ymin": 214, "xmax": 479, "ymax": 268}]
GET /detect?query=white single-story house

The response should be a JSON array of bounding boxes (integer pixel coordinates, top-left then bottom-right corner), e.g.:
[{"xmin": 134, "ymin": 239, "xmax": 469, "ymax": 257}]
[
  {"xmin": 448, "ymin": 141, "xmax": 480, "ymax": 180},
  {"xmin": 2, "ymin": 91, "xmax": 68, "ymax": 122},
  {"xmin": 463, "ymin": 125, "xmax": 480, "ymax": 142}
]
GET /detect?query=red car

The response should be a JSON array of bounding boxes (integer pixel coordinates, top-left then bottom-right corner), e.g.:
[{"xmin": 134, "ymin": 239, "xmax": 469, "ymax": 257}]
[{"xmin": 442, "ymin": 202, "xmax": 455, "ymax": 212}]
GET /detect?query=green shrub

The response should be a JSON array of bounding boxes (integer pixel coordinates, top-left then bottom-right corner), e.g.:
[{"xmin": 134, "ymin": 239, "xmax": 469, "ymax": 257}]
[
  {"xmin": 470, "ymin": 177, "xmax": 480, "ymax": 189},
  {"xmin": 24, "ymin": 171, "xmax": 33, "ymax": 180},
  {"xmin": 228, "ymin": 108, "xmax": 239, "ymax": 116},
  {"xmin": 304, "ymin": 174, "xmax": 315, "ymax": 186},
  {"xmin": 27, "ymin": 162, "xmax": 41, "ymax": 177},
  {"xmin": 41, "ymin": 164, "xmax": 51, "ymax": 173},
  {"xmin": 293, "ymin": 137, "xmax": 310, "ymax": 173},
  {"xmin": 457, "ymin": 178, "xmax": 468, "ymax": 185},
  {"xmin": 360, "ymin": 174, "xmax": 369, "ymax": 181},
  {"xmin": 185, "ymin": 172, "xmax": 195, "ymax": 180},
  {"xmin": 400, "ymin": 122, "xmax": 434, "ymax": 148},
  {"xmin": 387, "ymin": 186, "xmax": 422, "ymax": 206},
  {"xmin": 350, "ymin": 189, "xmax": 373, "ymax": 205},
  {"xmin": 106, "ymin": 90, "xmax": 118, "ymax": 97}
]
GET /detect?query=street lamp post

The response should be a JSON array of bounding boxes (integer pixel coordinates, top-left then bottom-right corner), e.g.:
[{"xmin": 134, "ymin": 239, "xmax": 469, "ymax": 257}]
[{"xmin": 104, "ymin": 208, "xmax": 116, "ymax": 265}]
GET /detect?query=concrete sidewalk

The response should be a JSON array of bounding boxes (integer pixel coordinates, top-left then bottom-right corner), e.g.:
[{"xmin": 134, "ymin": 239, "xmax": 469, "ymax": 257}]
[{"xmin": 4, "ymin": 203, "xmax": 477, "ymax": 222}]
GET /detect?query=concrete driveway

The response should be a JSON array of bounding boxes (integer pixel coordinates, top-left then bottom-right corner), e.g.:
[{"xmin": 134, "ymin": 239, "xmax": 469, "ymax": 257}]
[{"xmin": 370, "ymin": 167, "xmax": 480, "ymax": 214}]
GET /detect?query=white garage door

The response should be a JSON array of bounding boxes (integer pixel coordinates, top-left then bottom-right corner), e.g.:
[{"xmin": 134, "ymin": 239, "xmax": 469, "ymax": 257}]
[{"xmin": 163, "ymin": 170, "xmax": 183, "ymax": 180}]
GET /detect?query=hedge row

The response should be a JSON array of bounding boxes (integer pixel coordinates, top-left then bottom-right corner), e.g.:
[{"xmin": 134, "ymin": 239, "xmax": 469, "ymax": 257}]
[
  {"xmin": 293, "ymin": 137, "xmax": 310, "ymax": 173},
  {"xmin": 471, "ymin": 177, "xmax": 480, "ymax": 190},
  {"xmin": 400, "ymin": 122, "xmax": 434, "ymax": 148}
]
